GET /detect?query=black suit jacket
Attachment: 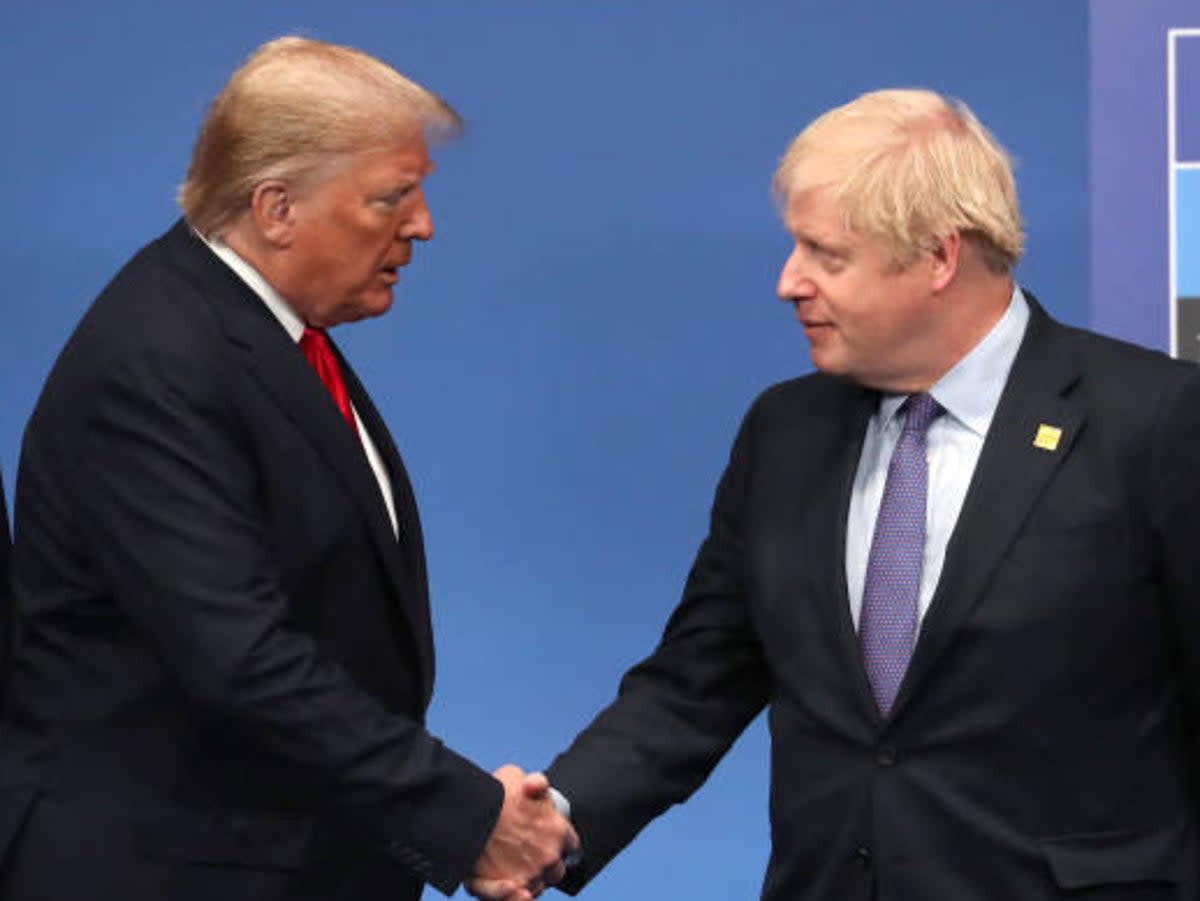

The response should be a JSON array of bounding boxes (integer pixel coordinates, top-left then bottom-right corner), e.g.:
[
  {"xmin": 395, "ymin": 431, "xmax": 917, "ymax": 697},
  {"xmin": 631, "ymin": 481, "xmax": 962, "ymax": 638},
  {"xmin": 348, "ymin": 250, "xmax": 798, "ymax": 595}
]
[
  {"xmin": 0, "ymin": 221, "xmax": 502, "ymax": 901},
  {"xmin": 0, "ymin": 471, "xmax": 9, "ymax": 687},
  {"xmin": 548, "ymin": 299, "xmax": 1200, "ymax": 900}
]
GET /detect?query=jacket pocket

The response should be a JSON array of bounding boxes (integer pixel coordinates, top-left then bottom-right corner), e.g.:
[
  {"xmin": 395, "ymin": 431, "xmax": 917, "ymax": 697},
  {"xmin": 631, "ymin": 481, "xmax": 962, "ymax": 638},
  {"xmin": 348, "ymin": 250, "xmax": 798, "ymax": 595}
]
[
  {"xmin": 132, "ymin": 810, "xmax": 314, "ymax": 871},
  {"xmin": 1038, "ymin": 826, "xmax": 1184, "ymax": 890}
]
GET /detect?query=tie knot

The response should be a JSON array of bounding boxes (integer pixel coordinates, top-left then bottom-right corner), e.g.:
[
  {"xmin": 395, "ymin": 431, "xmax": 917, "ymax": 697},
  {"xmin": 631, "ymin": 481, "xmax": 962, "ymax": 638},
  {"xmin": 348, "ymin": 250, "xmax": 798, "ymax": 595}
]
[
  {"xmin": 297, "ymin": 326, "xmax": 359, "ymax": 437},
  {"xmin": 300, "ymin": 326, "xmax": 330, "ymax": 354},
  {"xmin": 902, "ymin": 393, "xmax": 941, "ymax": 436}
]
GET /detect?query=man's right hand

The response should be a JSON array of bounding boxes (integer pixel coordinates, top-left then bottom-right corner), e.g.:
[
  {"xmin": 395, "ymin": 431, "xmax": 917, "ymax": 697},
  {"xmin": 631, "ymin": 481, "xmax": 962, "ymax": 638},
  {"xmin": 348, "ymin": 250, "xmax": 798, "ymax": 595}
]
[{"xmin": 468, "ymin": 766, "xmax": 579, "ymax": 901}]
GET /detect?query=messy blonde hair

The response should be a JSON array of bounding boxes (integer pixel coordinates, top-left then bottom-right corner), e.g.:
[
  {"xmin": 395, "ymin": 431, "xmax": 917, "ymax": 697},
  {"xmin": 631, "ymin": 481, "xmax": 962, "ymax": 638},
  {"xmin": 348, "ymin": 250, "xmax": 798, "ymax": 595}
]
[{"xmin": 772, "ymin": 88, "xmax": 1023, "ymax": 272}]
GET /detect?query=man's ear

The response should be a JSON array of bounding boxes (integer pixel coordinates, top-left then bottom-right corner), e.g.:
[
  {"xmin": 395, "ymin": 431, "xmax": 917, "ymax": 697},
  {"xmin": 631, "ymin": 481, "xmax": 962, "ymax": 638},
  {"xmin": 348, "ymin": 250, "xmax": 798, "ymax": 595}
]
[
  {"xmin": 928, "ymin": 230, "xmax": 962, "ymax": 293},
  {"xmin": 248, "ymin": 180, "xmax": 296, "ymax": 247}
]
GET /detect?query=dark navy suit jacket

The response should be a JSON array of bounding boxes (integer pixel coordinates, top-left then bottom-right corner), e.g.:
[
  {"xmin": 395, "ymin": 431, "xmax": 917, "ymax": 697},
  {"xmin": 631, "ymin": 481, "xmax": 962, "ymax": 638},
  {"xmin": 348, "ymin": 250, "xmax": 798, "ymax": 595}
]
[
  {"xmin": 550, "ymin": 299, "xmax": 1200, "ymax": 900},
  {"xmin": 0, "ymin": 471, "xmax": 9, "ymax": 688},
  {"xmin": 0, "ymin": 222, "xmax": 502, "ymax": 901}
]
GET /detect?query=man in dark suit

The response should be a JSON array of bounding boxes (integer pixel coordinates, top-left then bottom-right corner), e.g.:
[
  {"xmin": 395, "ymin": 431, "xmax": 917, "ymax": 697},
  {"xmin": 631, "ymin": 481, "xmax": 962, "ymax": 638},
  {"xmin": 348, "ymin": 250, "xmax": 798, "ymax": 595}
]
[
  {"xmin": 473, "ymin": 89, "xmax": 1200, "ymax": 900},
  {"xmin": 0, "ymin": 36, "xmax": 574, "ymax": 901}
]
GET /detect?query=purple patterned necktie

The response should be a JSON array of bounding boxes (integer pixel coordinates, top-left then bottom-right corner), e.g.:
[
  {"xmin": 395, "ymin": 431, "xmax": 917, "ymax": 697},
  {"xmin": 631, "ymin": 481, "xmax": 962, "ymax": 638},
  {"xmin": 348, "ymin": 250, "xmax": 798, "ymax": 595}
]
[{"xmin": 860, "ymin": 393, "xmax": 942, "ymax": 717}]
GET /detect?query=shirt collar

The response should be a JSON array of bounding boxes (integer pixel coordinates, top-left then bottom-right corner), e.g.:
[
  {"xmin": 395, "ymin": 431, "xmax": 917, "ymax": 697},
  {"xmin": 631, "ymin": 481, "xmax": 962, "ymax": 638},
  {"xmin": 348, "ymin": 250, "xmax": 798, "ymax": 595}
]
[
  {"xmin": 878, "ymin": 285, "xmax": 1030, "ymax": 436},
  {"xmin": 197, "ymin": 231, "xmax": 307, "ymax": 343}
]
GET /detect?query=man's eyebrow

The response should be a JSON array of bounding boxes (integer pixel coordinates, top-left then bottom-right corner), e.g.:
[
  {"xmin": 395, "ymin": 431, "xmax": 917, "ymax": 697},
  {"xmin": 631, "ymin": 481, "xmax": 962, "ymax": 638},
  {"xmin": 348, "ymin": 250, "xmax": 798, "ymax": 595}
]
[{"xmin": 790, "ymin": 226, "xmax": 845, "ymax": 252}]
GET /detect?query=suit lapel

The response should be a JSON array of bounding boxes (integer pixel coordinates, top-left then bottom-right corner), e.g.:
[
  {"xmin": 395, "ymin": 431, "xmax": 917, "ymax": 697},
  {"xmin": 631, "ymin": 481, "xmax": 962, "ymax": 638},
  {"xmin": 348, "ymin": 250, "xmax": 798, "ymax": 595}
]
[
  {"xmin": 890, "ymin": 300, "xmax": 1084, "ymax": 719},
  {"xmin": 162, "ymin": 222, "xmax": 434, "ymax": 701},
  {"xmin": 336, "ymin": 352, "xmax": 436, "ymax": 701},
  {"xmin": 796, "ymin": 382, "xmax": 884, "ymax": 723}
]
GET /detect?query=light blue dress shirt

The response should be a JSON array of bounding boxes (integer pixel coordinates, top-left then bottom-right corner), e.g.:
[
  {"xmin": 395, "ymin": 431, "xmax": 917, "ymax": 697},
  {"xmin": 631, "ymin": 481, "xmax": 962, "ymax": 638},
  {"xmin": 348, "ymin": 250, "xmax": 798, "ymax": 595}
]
[{"xmin": 845, "ymin": 287, "xmax": 1030, "ymax": 630}]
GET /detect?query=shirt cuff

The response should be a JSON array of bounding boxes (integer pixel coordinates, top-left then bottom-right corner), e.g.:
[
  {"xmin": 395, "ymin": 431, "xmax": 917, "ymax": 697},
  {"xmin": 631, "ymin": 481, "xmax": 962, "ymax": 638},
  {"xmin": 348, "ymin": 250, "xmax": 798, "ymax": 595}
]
[{"xmin": 547, "ymin": 785, "xmax": 582, "ymax": 868}]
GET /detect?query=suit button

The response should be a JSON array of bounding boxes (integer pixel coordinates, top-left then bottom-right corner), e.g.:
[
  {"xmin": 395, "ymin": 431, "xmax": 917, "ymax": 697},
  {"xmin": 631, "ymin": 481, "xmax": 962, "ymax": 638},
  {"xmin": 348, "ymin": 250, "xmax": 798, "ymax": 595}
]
[
  {"xmin": 854, "ymin": 846, "xmax": 872, "ymax": 869},
  {"xmin": 876, "ymin": 745, "xmax": 896, "ymax": 767}
]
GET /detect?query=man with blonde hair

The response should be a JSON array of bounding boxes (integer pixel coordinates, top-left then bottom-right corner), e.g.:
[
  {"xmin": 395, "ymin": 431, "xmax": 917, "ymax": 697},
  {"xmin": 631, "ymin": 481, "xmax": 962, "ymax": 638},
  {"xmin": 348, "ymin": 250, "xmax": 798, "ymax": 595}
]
[
  {"xmin": 478, "ymin": 89, "xmax": 1200, "ymax": 899},
  {"xmin": 0, "ymin": 37, "xmax": 574, "ymax": 901}
]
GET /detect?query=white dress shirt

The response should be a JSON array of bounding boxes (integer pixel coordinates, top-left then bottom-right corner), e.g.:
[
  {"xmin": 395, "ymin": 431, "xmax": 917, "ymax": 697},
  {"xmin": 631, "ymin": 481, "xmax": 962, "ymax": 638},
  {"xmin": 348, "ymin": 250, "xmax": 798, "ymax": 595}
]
[
  {"xmin": 845, "ymin": 286, "xmax": 1030, "ymax": 630},
  {"xmin": 202, "ymin": 236, "xmax": 400, "ymax": 538}
]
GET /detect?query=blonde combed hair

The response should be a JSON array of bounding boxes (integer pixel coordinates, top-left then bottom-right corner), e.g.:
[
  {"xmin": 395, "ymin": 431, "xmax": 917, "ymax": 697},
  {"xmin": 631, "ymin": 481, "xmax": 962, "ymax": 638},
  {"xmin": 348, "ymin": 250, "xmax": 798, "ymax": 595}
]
[
  {"xmin": 178, "ymin": 36, "xmax": 463, "ymax": 237},
  {"xmin": 772, "ymin": 89, "xmax": 1023, "ymax": 273}
]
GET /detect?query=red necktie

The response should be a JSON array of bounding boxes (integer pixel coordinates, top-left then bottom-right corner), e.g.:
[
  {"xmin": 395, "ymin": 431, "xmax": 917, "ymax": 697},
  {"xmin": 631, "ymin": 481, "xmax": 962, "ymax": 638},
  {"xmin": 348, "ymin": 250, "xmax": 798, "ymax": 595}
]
[{"xmin": 299, "ymin": 327, "xmax": 359, "ymax": 437}]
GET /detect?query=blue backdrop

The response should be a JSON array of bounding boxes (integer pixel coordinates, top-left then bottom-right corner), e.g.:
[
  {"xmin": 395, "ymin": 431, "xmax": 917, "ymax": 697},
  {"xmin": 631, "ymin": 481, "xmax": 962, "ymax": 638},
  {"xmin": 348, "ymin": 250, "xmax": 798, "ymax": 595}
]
[{"xmin": 0, "ymin": 2, "xmax": 1087, "ymax": 898}]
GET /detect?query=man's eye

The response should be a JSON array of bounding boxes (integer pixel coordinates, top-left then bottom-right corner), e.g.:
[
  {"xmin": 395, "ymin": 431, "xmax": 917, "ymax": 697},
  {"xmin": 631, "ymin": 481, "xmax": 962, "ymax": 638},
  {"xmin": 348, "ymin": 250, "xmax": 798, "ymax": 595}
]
[
  {"xmin": 807, "ymin": 242, "xmax": 844, "ymax": 270},
  {"xmin": 819, "ymin": 251, "xmax": 845, "ymax": 272},
  {"xmin": 375, "ymin": 185, "xmax": 415, "ymax": 206}
]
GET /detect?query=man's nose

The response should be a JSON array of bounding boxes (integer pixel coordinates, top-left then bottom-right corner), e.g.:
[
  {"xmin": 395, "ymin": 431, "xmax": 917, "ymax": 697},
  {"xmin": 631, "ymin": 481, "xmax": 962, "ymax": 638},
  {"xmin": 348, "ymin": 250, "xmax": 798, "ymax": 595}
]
[
  {"xmin": 400, "ymin": 190, "xmax": 434, "ymax": 241},
  {"xmin": 776, "ymin": 248, "xmax": 813, "ymax": 301}
]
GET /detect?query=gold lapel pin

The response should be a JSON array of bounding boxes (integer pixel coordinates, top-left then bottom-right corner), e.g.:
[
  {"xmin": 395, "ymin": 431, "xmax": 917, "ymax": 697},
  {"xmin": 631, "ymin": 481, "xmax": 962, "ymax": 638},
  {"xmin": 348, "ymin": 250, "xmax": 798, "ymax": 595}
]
[{"xmin": 1032, "ymin": 424, "xmax": 1062, "ymax": 451}]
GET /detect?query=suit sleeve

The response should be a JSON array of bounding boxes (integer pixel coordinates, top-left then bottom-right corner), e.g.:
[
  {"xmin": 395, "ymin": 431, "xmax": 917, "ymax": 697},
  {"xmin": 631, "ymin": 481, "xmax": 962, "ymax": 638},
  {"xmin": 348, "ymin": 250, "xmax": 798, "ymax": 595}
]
[
  {"xmin": 75, "ymin": 349, "xmax": 501, "ymax": 896},
  {"xmin": 546, "ymin": 402, "xmax": 771, "ymax": 891}
]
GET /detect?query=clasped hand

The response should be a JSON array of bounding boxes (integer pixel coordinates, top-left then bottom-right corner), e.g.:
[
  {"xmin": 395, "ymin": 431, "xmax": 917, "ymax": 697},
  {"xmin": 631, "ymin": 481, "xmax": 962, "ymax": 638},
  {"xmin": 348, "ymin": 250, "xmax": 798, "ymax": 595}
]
[{"xmin": 468, "ymin": 765, "xmax": 579, "ymax": 901}]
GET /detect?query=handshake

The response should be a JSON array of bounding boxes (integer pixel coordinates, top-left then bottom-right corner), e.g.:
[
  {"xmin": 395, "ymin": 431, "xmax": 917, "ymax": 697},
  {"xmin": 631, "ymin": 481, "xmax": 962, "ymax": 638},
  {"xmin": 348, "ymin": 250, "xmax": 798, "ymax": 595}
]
[{"xmin": 468, "ymin": 765, "xmax": 580, "ymax": 901}]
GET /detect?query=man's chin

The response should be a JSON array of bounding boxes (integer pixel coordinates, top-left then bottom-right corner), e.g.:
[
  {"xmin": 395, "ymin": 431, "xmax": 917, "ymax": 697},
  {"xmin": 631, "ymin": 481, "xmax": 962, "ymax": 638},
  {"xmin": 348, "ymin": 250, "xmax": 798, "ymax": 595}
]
[
  {"xmin": 806, "ymin": 346, "xmax": 847, "ymax": 376},
  {"xmin": 368, "ymin": 292, "xmax": 397, "ymax": 319},
  {"xmin": 325, "ymin": 292, "xmax": 396, "ymax": 327}
]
